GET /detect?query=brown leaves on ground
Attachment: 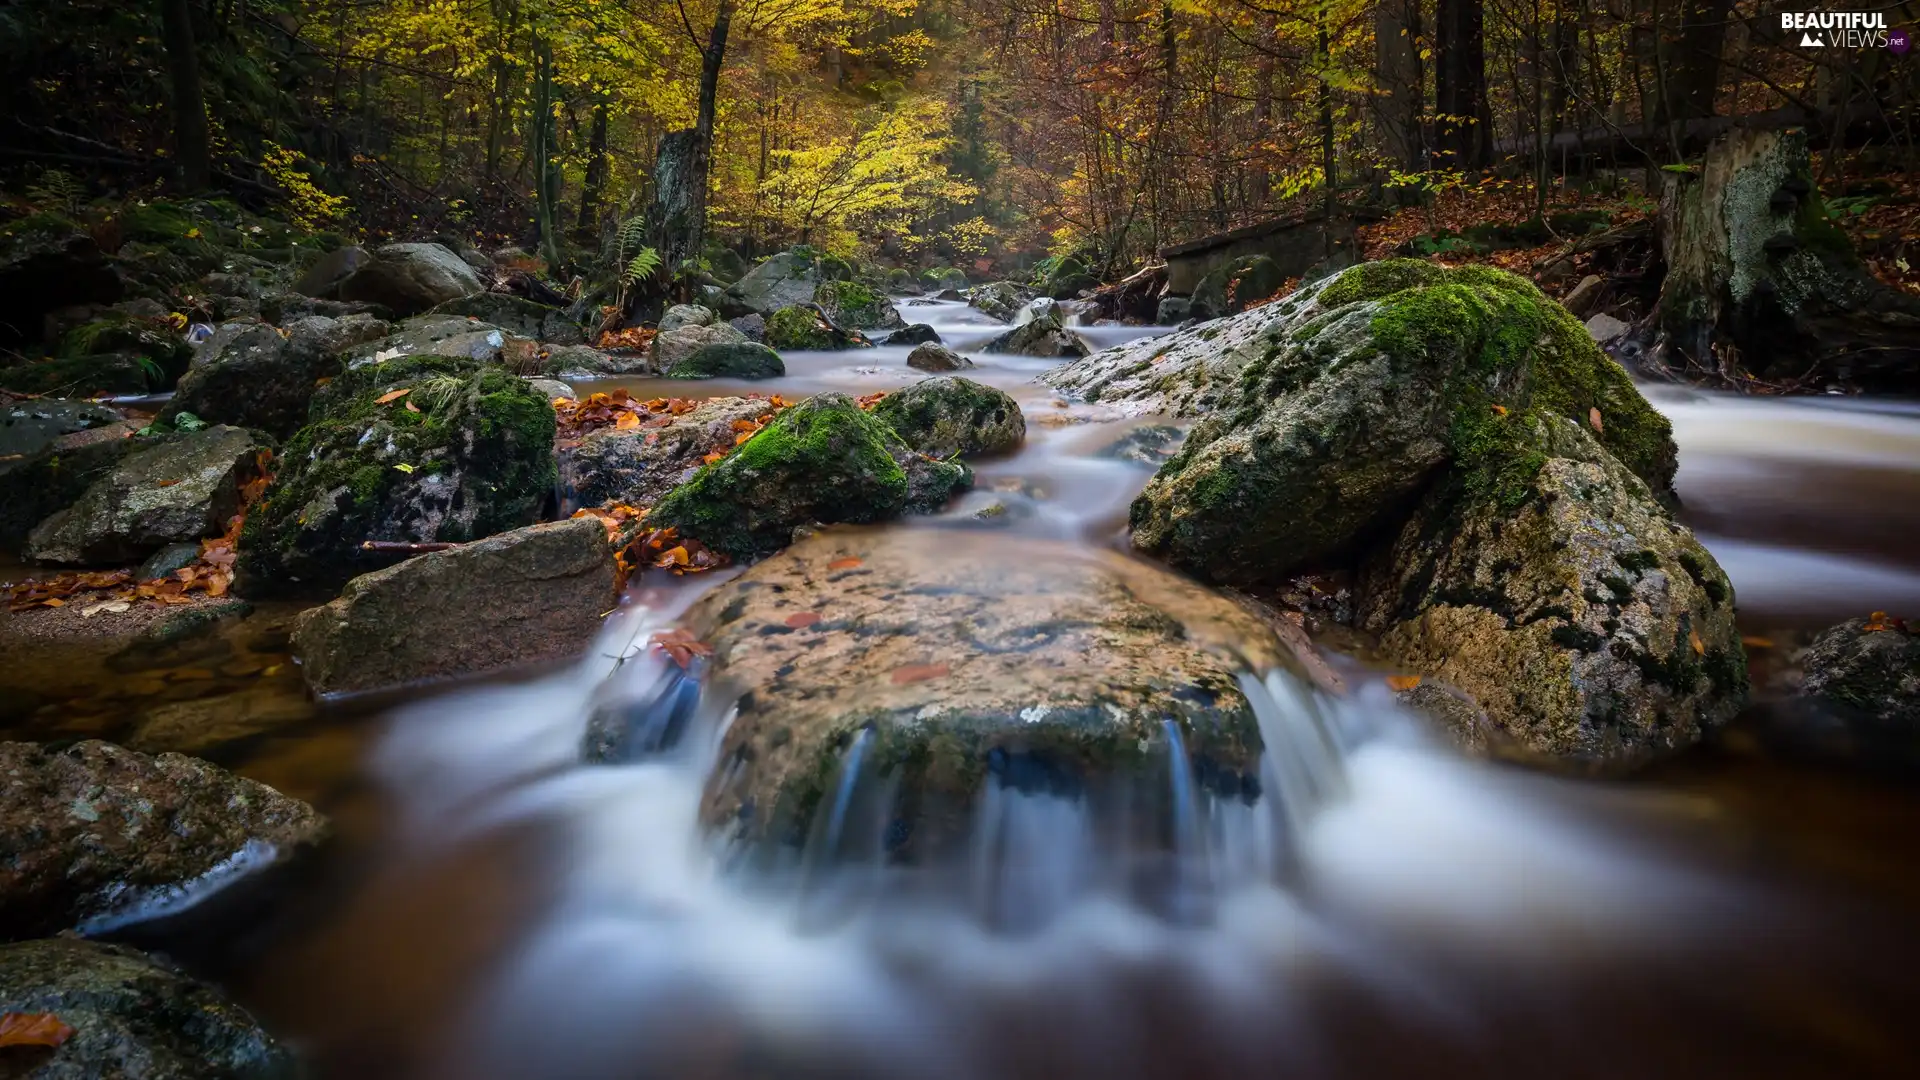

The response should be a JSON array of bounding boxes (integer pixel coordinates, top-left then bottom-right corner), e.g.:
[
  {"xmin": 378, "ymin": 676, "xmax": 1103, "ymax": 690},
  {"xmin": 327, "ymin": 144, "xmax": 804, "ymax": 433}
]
[
  {"xmin": 596, "ymin": 325, "xmax": 658, "ymax": 351},
  {"xmin": 0, "ymin": 1012, "xmax": 75, "ymax": 1048},
  {"xmin": 554, "ymin": 388, "xmax": 704, "ymax": 443},
  {"xmin": 854, "ymin": 392, "xmax": 889, "ymax": 411},
  {"xmin": 649, "ymin": 628, "xmax": 712, "ymax": 670},
  {"xmin": 5, "ymin": 449, "xmax": 270, "ymax": 612}
]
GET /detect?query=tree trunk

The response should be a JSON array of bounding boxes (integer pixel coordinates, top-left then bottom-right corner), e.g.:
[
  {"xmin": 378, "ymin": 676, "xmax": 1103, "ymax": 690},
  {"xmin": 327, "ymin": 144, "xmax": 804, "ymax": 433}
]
[
  {"xmin": 1653, "ymin": 0, "xmax": 1734, "ymax": 126},
  {"xmin": 1433, "ymin": 0, "xmax": 1490, "ymax": 169},
  {"xmin": 576, "ymin": 100, "xmax": 610, "ymax": 243},
  {"xmin": 1374, "ymin": 0, "xmax": 1424, "ymax": 171},
  {"xmin": 530, "ymin": 36, "xmax": 563, "ymax": 270},
  {"xmin": 650, "ymin": 0, "xmax": 734, "ymax": 281},
  {"xmin": 161, "ymin": 0, "xmax": 211, "ymax": 191},
  {"xmin": 1653, "ymin": 128, "xmax": 1920, "ymax": 392}
]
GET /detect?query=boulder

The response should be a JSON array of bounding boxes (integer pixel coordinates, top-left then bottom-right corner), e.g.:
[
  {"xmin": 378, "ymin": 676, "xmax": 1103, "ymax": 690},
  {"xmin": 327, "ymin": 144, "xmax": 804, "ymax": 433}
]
[
  {"xmin": 907, "ymin": 342, "xmax": 972, "ymax": 372},
  {"xmin": 658, "ymin": 303, "xmax": 718, "ymax": 332},
  {"xmin": 654, "ymin": 529, "xmax": 1298, "ymax": 855},
  {"xmin": 1800, "ymin": 617, "xmax": 1920, "ymax": 728},
  {"xmin": 723, "ymin": 248, "xmax": 825, "ymax": 315},
  {"xmin": 1156, "ymin": 296, "xmax": 1192, "ymax": 325},
  {"xmin": 1058, "ymin": 261, "xmax": 1675, "ymax": 581},
  {"xmin": 647, "ymin": 394, "xmax": 969, "ymax": 561},
  {"xmin": 160, "ymin": 314, "xmax": 390, "ymax": 437},
  {"xmin": 0, "ymin": 938, "xmax": 294, "ymax": 1078},
  {"xmin": 0, "ymin": 353, "xmax": 166, "ymax": 397},
  {"xmin": 1354, "ymin": 415, "xmax": 1745, "ymax": 769},
  {"xmin": 650, "ymin": 321, "xmax": 748, "ymax": 372},
  {"xmin": 526, "ymin": 376, "xmax": 575, "ymax": 401},
  {"xmin": 1038, "ymin": 254, "xmax": 1099, "ymax": 299},
  {"xmin": 0, "ymin": 740, "xmax": 327, "ymax": 939},
  {"xmin": 1561, "ymin": 274, "xmax": 1605, "ymax": 318},
  {"xmin": 764, "ymin": 305, "xmax": 868, "ymax": 351},
  {"xmin": 967, "ymin": 281, "xmax": 1025, "ymax": 323},
  {"xmin": 813, "ymin": 280, "xmax": 905, "ymax": 331},
  {"xmin": 235, "ymin": 356, "xmax": 555, "ymax": 595},
  {"xmin": 539, "ymin": 344, "xmax": 648, "ymax": 379},
  {"xmin": 667, "ymin": 342, "xmax": 785, "ymax": 380},
  {"xmin": 291, "ymin": 517, "xmax": 614, "ymax": 695},
  {"xmin": 0, "ymin": 425, "xmax": 150, "ymax": 549},
  {"xmin": 25, "ymin": 426, "xmax": 266, "ymax": 565},
  {"xmin": 869, "ymin": 376, "xmax": 1025, "ymax": 458},
  {"xmin": 1190, "ymin": 254, "xmax": 1286, "ymax": 319},
  {"xmin": 1585, "ymin": 312, "xmax": 1631, "ymax": 343},
  {"xmin": 886, "ymin": 267, "xmax": 922, "ymax": 295},
  {"xmin": 881, "ymin": 324, "xmax": 939, "ymax": 347},
  {"xmin": 921, "ymin": 266, "xmax": 969, "ymax": 293},
  {"xmin": 426, "ymin": 293, "xmax": 583, "ymax": 345},
  {"xmin": 0, "ymin": 398, "xmax": 121, "ymax": 462},
  {"xmin": 0, "ymin": 214, "xmax": 121, "ymax": 348},
  {"xmin": 982, "ymin": 307, "xmax": 1089, "ymax": 358},
  {"xmin": 342, "ymin": 315, "xmax": 527, "ymax": 370},
  {"xmin": 560, "ymin": 397, "xmax": 781, "ymax": 509},
  {"xmin": 729, "ymin": 313, "xmax": 766, "ymax": 342},
  {"xmin": 337, "ymin": 242, "xmax": 484, "ymax": 316}
]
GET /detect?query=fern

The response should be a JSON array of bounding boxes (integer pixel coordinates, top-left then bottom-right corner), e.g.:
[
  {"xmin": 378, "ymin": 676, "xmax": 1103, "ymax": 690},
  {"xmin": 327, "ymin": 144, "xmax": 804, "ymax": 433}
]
[
  {"xmin": 623, "ymin": 247, "xmax": 661, "ymax": 286},
  {"xmin": 133, "ymin": 354, "xmax": 167, "ymax": 388},
  {"xmin": 613, "ymin": 215, "xmax": 649, "ymax": 266},
  {"xmin": 26, "ymin": 169, "xmax": 83, "ymax": 216}
]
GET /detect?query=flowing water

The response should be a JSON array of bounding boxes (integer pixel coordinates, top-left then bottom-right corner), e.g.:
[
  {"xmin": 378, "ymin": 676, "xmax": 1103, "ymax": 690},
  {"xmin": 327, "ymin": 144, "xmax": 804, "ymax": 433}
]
[{"xmin": 17, "ymin": 299, "xmax": 1920, "ymax": 1078}]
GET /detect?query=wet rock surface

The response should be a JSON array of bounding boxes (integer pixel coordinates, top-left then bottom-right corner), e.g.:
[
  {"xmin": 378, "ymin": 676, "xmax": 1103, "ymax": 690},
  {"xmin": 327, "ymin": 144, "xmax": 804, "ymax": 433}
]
[
  {"xmin": 667, "ymin": 342, "xmax": 785, "ymax": 380},
  {"xmin": 560, "ymin": 396, "xmax": 779, "ymax": 510},
  {"xmin": 1801, "ymin": 618, "xmax": 1920, "ymax": 728},
  {"xmin": 650, "ymin": 322, "xmax": 750, "ymax": 372},
  {"xmin": 906, "ymin": 342, "xmax": 971, "ymax": 372},
  {"xmin": 869, "ymin": 376, "xmax": 1025, "ymax": 458},
  {"xmin": 160, "ymin": 314, "xmax": 391, "ymax": 437}
]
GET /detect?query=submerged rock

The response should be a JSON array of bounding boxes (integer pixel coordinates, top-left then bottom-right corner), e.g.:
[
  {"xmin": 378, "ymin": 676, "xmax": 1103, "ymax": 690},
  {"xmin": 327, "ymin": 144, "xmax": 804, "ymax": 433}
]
[
  {"xmin": 560, "ymin": 396, "xmax": 779, "ymax": 509},
  {"xmin": 647, "ymin": 394, "xmax": 969, "ymax": 561},
  {"xmin": 26, "ymin": 426, "xmax": 266, "ymax": 566},
  {"xmin": 0, "ymin": 740, "xmax": 327, "ymax": 939},
  {"xmin": 869, "ymin": 376, "xmax": 1025, "ymax": 458},
  {"xmin": 1355, "ymin": 415, "xmax": 1745, "ymax": 768},
  {"xmin": 292, "ymin": 517, "xmax": 613, "ymax": 695},
  {"xmin": 907, "ymin": 342, "xmax": 971, "ymax": 372},
  {"xmin": 0, "ymin": 937, "xmax": 295, "ymax": 1078},
  {"xmin": 337, "ymin": 242, "xmax": 485, "ymax": 316},
  {"xmin": 667, "ymin": 342, "xmax": 785, "ymax": 380},
  {"xmin": 678, "ymin": 529, "xmax": 1302, "ymax": 855},
  {"xmin": 1800, "ymin": 617, "xmax": 1920, "ymax": 728},
  {"xmin": 235, "ymin": 356, "xmax": 555, "ymax": 595}
]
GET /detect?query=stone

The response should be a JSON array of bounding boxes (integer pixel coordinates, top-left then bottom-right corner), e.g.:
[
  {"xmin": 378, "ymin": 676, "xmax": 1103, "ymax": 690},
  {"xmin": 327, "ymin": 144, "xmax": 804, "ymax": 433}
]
[
  {"xmin": 0, "ymin": 740, "xmax": 327, "ymax": 939},
  {"xmin": 813, "ymin": 280, "xmax": 905, "ymax": 331},
  {"xmin": 646, "ymin": 393, "xmax": 970, "ymax": 561},
  {"xmin": 292, "ymin": 244, "xmax": 370, "ymax": 298},
  {"xmin": 1052, "ymin": 261, "xmax": 1676, "ymax": 584},
  {"xmin": 337, "ymin": 242, "xmax": 485, "ymax": 316},
  {"xmin": 907, "ymin": 342, "xmax": 972, "ymax": 372},
  {"xmin": 160, "ymin": 314, "xmax": 391, "ymax": 438},
  {"xmin": 137, "ymin": 541, "xmax": 203, "ymax": 581},
  {"xmin": 0, "ymin": 398, "xmax": 121, "ymax": 462},
  {"xmin": 654, "ymin": 529, "xmax": 1304, "ymax": 855},
  {"xmin": 967, "ymin": 281, "xmax": 1025, "ymax": 323},
  {"xmin": 730, "ymin": 313, "xmax": 766, "ymax": 341},
  {"xmin": 723, "ymin": 248, "xmax": 826, "ymax": 315},
  {"xmin": 341, "ymin": 315, "xmax": 526, "ymax": 370},
  {"xmin": 0, "ymin": 938, "xmax": 296, "ymax": 1078},
  {"xmin": 1585, "ymin": 312, "xmax": 1631, "ymax": 343},
  {"xmin": 650, "ymin": 321, "xmax": 748, "ymax": 372},
  {"xmin": 1561, "ymin": 274, "xmax": 1605, "ymax": 317},
  {"xmin": 1190, "ymin": 254, "xmax": 1286, "ymax": 319},
  {"xmin": 1037, "ymin": 255, "xmax": 1098, "ymax": 299},
  {"xmin": 291, "ymin": 517, "xmax": 614, "ymax": 695},
  {"xmin": 526, "ymin": 376, "xmax": 575, "ymax": 401},
  {"xmin": 869, "ymin": 376, "xmax": 1025, "ymax": 458},
  {"xmin": 921, "ymin": 266, "xmax": 969, "ymax": 293},
  {"xmin": 539, "ymin": 344, "xmax": 647, "ymax": 378},
  {"xmin": 667, "ymin": 342, "xmax": 785, "ymax": 380},
  {"xmin": 560, "ymin": 397, "xmax": 781, "ymax": 510},
  {"xmin": 881, "ymin": 324, "xmax": 939, "ymax": 346},
  {"xmin": 426, "ymin": 292, "xmax": 584, "ymax": 345},
  {"xmin": 235, "ymin": 356, "xmax": 555, "ymax": 596},
  {"xmin": 659, "ymin": 303, "xmax": 718, "ymax": 332},
  {"xmin": 1354, "ymin": 415, "xmax": 1745, "ymax": 769},
  {"xmin": 1097, "ymin": 424, "xmax": 1187, "ymax": 468},
  {"xmin": 1156, "ymin": 296, "xmax": 1192, "ymax": 325},
  {"xmin": 26, "ymin": 427, "xmax": 266, "ymax": 566},
  {"xmin": 1800, "ymin": 618, "xmax": 1920, "ymax": 728},
  {"xmin": 764, "ymin": 305, "xmax": 868, "ymax": 351},
  {"xmin": 0, "ymin": 426, "xmax": 151, "ymax": 550},
  {"xmin": 982, "ymin": 307, "xmax": 1089, "ymax": 358}
]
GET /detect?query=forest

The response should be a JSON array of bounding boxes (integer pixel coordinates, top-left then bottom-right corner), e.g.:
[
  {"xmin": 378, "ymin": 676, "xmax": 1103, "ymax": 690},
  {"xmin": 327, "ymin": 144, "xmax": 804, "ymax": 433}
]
[{"xmin": 3, "ymin": 4, "xmax": 1920, "ymax": 1080}]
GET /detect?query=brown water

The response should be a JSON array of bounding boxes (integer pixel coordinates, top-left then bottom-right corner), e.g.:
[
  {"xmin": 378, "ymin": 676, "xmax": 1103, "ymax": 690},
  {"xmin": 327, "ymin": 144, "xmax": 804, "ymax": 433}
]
[{"xmin": 7, "ymin": 299, "xmax": 1920, "ymax": 1079}]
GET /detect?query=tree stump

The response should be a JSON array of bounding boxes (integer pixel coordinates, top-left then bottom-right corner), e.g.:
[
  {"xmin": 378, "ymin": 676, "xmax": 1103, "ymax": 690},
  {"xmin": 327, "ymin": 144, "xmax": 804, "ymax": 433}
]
[{"xmin": 1654, "ymin": 128, "xmax": 1920, "ymax": 392}]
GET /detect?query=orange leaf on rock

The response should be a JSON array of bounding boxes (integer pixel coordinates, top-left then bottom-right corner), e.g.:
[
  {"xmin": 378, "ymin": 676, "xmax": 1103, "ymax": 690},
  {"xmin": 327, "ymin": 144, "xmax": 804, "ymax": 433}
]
[
  {"xmin": 891, "ymin": 663, "xmax": 950, "ymax": 686},
  {"xmin": 827, "ymin": 557, "xmax": 863, "ymax": 571},
  {"xmin": 405, "ymin": 399, "xmax": 421, "ymax": 413},
  {"xmin": 374, "ymin": 388, "xmax": 412, "ymax": 405},
  {"xmin": 1689, "ymin": 629, "xmax": 1705, "ymax": 655},
  {"xmin": 155, "ymin": 479, "xmax": 180, "ymax": 488},
  {"xmin": 730, "ymin": 419, "xmax": 760, "ymax": 432},
  {"xmin": 0, "ymin": 1012, "xmax": 75, "ymax": 1048},
  {"xmin": 1385, "ymin": 674, "xmax": 1422, "ymax": 692},
  {"xmin": 615, "ymin": 411, "xmax": 642, "ymax": 431},
  {"xmin": 1589, "ymin": 407, "xmax": 1604, "ymax": 433},
  {"xmin": 784, "ymin": 611, "xmax": 822, "ymax": 629},
  {"xmin": 701, "ymin": 451, "xmax": 727, "ymax": 465}
]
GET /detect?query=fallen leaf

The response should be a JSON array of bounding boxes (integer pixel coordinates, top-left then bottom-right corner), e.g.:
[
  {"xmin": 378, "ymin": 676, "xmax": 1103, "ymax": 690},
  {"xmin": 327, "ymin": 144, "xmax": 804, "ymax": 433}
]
[
  {"xmin": 784, "ymin": 611, "xmax": 822, "ymax": 629},
  {"xmin": 1589, "ymin": 406, "xmax": 1604, "ymax": 433},
  {"xmin": 1490, "ymin": 404, "xmax": 1509, "ymax": 417},
  {"xmin": 41, "ymin": 598, "xmax": 65, "ymax": 608},
  {"xmin": 614, "ymin": 411, "xmax": 641, "ymax": 431},
  {"xmin": 374, "ymin": 388, "xmax": 412, "ymax": 405},
  {"xmin": 1740, "ymin": 635, "xmax": 1774, "ymax": 649},
  {"xmin": 827, "ymin": 557, "xmax": 863, "ymax": 570},
  {"xmin": 405, "ymin": 399, "xmax": 421, "ymax": 413},
  {"xmin": 701, "ymin": 451, "xmax": 727, "ymax": 465},
  {"xmin": 80, "ymin": 600, "xmax": 131, "ymax": 618},
  {"xmin": 1863, "ymin": 610, "xmax": 1893, "ymax": 633},
  {"xmin": 891, "ymin": 663, "xmax": 950, "ymax": 685},
  {"xmin": 392, "ymin": 463, "xmax": 415, "ymax": 474},
  {"xmin": 0, "ymin": 1012, "xmax": 75, "ymax": 1048},
  {"xmin": 730, "ymin": 419, "xmax": 760, "ymax": 432},
  {"xmin": 1385, "ymin": 674, "xmax": 1422, "ymax": 692},
  {"xmin": 1689, "ymin": 629, "xmax": 1705, "ymax": 655}
]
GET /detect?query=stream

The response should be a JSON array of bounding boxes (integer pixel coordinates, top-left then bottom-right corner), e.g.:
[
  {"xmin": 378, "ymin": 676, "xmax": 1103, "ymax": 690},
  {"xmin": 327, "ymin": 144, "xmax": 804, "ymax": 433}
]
[{"xmin": 23, "ymin": 299, "xmax": 1920, "ymax": 1078}]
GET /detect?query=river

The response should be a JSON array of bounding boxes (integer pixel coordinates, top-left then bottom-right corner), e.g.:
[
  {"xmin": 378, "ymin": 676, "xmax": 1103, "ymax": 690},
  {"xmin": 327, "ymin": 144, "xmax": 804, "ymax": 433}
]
[{"xmin": 24, "ymin": 299, "xmax": 1920, "ymax": 1079}]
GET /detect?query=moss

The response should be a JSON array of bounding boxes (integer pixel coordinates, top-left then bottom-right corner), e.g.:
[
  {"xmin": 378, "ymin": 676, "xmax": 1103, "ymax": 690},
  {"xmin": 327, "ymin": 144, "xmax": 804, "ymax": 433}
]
[
  {"xmin": 0, "ymin": 353, "xmax": 154, "ymax": 396},
  {"xmin": 764, "ymin": 305, "xmax": 838, "ymax": 350},
  {"xmin": 814, "ymin": 280, "xmax": 893, "ymax": 329},
  {"xmin": 54, "ymin": 317, "xmax": 192, "ymax": 386},
  {"xmin": 1, "ymin": 211, "xmax": 81, "ymax": 241},
  {"xmin": 1315, "ymin": 258, "xmax": 1445, "ymax": 308},
  {"xmin": 868, "ymin": 376, "xmax": 1023, "ymax": 458}
]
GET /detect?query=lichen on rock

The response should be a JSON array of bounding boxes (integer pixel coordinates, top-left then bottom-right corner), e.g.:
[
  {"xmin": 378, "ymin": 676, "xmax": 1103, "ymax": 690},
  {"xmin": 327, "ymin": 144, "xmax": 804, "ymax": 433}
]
[{"xmin": 868, "ymin": 376, "xmax": 1025, "ymax": 458}]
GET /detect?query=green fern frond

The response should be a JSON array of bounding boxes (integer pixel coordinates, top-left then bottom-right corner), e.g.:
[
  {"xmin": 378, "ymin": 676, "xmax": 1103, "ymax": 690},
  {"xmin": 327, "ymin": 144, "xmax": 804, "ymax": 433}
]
[
  {"xmin": 623, "ymin": 247, "xmax": 661, "ymax": 286},
  {"xmin": 614, "ymin": 216, "xmax": 649, "ymax": 265}
]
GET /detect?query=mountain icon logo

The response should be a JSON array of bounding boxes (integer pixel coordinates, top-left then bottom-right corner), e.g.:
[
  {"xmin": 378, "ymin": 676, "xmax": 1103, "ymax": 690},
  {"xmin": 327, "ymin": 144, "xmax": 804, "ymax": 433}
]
[{"xmin": 1801, "ymin": 31, "xmax": 1824, "ymax": 46}]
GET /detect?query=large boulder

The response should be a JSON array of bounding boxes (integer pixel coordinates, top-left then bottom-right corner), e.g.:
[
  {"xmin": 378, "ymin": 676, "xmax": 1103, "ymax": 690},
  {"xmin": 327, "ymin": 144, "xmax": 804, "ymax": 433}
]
[
  {"xmin": 982, "ymin": 305, "xmax": 1089, "ymax": 358},
  {"xmin": 0, "ymin": 937, "xmax": 294, "ymax": 1078},
  {"xmin": 0, "ymin": 740, "xmax": 327, "ymax": 939},
  {"xmin": 869, "ymin": 377, "xmax": 1025, "ymax": 458},
  {"xmin": 1037, "ymin": 254, "xmax": 1099, "ymax": 299},
  {"xmin": 907, "ymin": 342, "xmax": 972, "ymax": 372},
  {"xmin": 667, "ymin": 342, "xmax": 785, "ymax": 380},
  {"xmin": 235, "ymin": 356, "xmax": 555, "ymax": 596},
  {"xmin": 1189, "ymin": 254, "xmax": 1286, "ymax": 319},
  {"xmin": 1354, "ymin": 415, "xmax": 1746, "ymax": 769},
  {"xmin": 1800, "ymin": 617, "xmax": 1920, "ymax": 729},
  {"xmin": 658, "ymin": 303, "xmax": 717, "ymax": 332},
  {"xmin": 967, "ymin": 281, "xmax": 1025, "ymax": 323},
  {"xmin": 723, "ymin": 248, "xmax": 826, "ymax": 315},
  {"xmin": 921, "ymin": 266, "xmax": 969, "ymax": 293},
  {"xmin": 159, "ymin": 314, "xmax": 390, "ymax": 437},
  {"xmin": 25, "ymin": 426, "xmax": 266, "ymax": 565},
  {"xmin": 813, "ymin": 280, "xmax": 905, "ymax": 331},
  {"xmin": 647, "ymin": 394, "xmax": 969, "ymax": 561},
  {"xmin": 764, "ymin": 305, "xmax": 868, "ymax": 351},
  {"xmin": 560, "ymin": 396, "xmax": 780, "ymax": 509},
  {"xmin": 0, "ymin": 214, "xmax": 121, "ymax": 348},
  {"xmin": 649, "ymin": 321, "xmax": 748, "ymax": 372},
  {"xmin": 342, "ymin": 315, "xmax": 532, "ymax": 370},
  {"xmin": 650, "ymin": 529, "xmax": 1297, "ymax": 855},
  {"xmin": 292, "ymin": 244, "xmax": 370, "ymax": 299},
  {"xmin": 881, "ymin": 323, "xmax": 939, "ymax": 347},
  {"xmin": 1089, "ymin": 261, "xmax": 1675, "ymax": 582},
  {"xmin": 337, "ymin": 242, "xmax": 485, "ymax": 316},
  {"xmin": 426, "ymin": 293, "xmax": 583, "ymax": 345},
  {"xmin": 291, "ymin": 517, "xmax": 614, "ymax": 695}
]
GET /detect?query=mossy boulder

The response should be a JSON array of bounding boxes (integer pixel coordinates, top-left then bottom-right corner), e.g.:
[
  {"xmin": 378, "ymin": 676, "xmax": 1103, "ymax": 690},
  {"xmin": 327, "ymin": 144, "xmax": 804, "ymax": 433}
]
[
  {"xmin": 667, "ymin": 342, "xmax": 785, "ymax": 380},
  {"xmin": 646, "ymin": 393, "xmax": 969, "ymax": 561},
  {"xmin": 560, "ymin": 397, "xmax": 781, "ymax": 510},
  {"xmin": 235, "ymin": 356, "xmax": 555, "ymax": 596},
  {"xmin": 966, "ymin": 281, "xmax": 1026, "ymax": 323},
  {"xmin": 813, "ymin": 280, "xmax": 905, "ymax": 331},
  {"xmin": 764, "ymin": 305, "xmax": 868, "ymax": 351},
  {"xmin": 1354, "ymin": 415, "xmax": 1745, "ymax": 769},
  {"xmin": 982, "ymin": 304, "xmax": 1089, "ymax": 358},
  {"xmin": 649, "ymin": 529, "xmax": 1305, "ymax": 858},
  {"xmin": 922, "ymin": 266, "xmax": 969, "ymax": 293},
  {"xmin": 869, "ymin": 376, "xmax": 1025, "ymax": 458},
  {"xmin": 1086, "ymin": 260, "xmax": 1673, "ymax": 583},
  {"xmin": 0, "ymin": 315, "xmax": 195, "ymax": 395},
  {"xmin": 160, "ymin": 314, "xmax": 390, "ymax": 438},
  {"xmin": 650, "ymin": 321, "xmax": 749, "ymax": 372},
  {"xmin": 886, "ymin": 267, "xmax": 922, "ymax": 294},
  {"xmin": 1038, "ymin": 254, "xmax": 1099, "ymax": 299},
  {"xmin": 1190, "ymin": 254, "xmax": 1286, "ymax": 320}
]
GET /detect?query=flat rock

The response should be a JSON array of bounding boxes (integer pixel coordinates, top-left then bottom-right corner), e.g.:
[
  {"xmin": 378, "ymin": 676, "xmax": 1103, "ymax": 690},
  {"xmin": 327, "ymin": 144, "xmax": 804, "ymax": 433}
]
[{"xmin": 0, "ymin": 398, "xmax": 122, "ymax": 463}]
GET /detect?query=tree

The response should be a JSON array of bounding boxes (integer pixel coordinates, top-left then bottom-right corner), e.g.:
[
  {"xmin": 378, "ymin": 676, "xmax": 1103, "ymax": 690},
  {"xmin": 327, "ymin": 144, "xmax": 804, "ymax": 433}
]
[
  {"xmin": 1434, "ymin": 0, "xmax": 1490, "ymax": 169},
  {"xmin": 159, "ymin": 0, "xmax": 211, "ymax": 190}
]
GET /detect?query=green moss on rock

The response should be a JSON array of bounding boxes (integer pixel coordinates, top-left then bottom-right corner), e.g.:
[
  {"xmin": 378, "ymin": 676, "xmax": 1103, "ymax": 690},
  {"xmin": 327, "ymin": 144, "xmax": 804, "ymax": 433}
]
[
  {"xmin": 764, "ymin": 305, "xmax": 840, "ymax": 350},
  {"xmin": 869, "ymin": 376, "xmax": 1025, "ymax": 458}
]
